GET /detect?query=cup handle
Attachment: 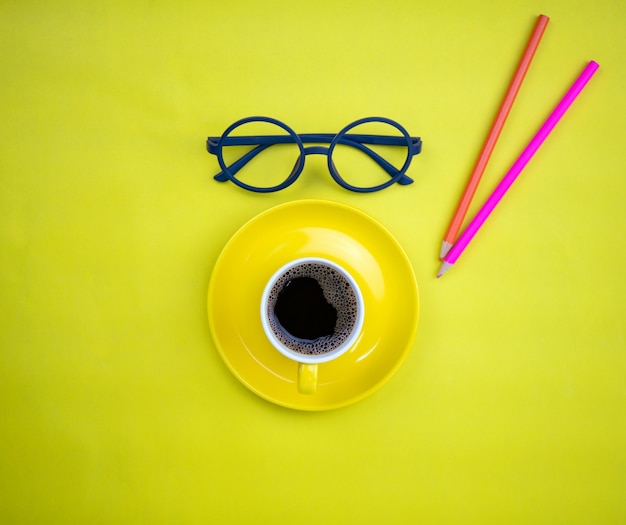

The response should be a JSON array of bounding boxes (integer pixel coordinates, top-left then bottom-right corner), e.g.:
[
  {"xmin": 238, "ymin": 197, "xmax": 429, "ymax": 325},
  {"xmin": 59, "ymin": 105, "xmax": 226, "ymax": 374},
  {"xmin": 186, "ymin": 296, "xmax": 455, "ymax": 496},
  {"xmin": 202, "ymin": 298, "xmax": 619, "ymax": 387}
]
[{"xmin": 297, "ymin": 363, "xmax": 318, "ymax": 395}]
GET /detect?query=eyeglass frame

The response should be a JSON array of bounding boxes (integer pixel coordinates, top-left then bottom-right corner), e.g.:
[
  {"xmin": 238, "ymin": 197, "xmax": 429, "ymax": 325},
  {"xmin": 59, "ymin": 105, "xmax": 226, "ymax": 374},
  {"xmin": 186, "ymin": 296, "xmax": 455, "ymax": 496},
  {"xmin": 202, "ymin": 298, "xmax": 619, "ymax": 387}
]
[{"xmin": 206, "ymin": 116, "xmax": 422, "ymax": 193}]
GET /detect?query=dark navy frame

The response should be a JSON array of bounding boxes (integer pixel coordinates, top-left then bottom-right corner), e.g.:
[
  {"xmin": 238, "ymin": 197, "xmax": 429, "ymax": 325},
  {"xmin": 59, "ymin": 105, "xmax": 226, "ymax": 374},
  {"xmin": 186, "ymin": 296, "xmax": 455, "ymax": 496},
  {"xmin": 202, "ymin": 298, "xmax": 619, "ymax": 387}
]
[{"xmin": 206, "ymin": 116, "xmax": 422, "ymax": 193}]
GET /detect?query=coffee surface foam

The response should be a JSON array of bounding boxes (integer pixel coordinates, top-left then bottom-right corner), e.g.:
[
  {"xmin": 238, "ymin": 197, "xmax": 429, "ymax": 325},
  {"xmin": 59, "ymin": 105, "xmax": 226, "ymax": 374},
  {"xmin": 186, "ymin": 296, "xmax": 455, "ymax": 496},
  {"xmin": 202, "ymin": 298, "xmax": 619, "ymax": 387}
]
[{"xmin": 266, "ymin": 262, "xmax": 359, "ymax": 355}]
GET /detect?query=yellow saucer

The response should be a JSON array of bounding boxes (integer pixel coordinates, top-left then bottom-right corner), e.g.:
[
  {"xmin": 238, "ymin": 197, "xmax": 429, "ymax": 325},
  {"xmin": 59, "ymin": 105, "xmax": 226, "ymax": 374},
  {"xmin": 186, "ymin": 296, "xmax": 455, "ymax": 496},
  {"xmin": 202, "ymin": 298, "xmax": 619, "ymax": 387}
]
[{"xmin": 208, "ymin": 200, "xmax": 419, "ymax": 410}]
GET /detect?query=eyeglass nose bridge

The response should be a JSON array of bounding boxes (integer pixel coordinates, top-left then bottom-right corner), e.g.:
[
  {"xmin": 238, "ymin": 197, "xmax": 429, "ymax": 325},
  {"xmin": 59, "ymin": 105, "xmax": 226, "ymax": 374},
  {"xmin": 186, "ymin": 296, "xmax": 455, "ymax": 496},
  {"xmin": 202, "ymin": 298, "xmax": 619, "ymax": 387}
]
[
  {"xmin": 301, "ymin": 145, "xmax": 330, "ymax": 156},
  {"xmin": 287, "ymin": 145, "xmax": 331, "ymax": 182}
]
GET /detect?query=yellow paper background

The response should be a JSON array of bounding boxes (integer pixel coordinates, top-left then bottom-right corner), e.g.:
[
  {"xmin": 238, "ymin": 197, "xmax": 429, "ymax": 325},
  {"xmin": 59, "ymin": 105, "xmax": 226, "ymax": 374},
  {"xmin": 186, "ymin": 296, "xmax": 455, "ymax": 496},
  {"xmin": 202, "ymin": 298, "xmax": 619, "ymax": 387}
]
[{"xmin": 1, "ymin": 0, "xmax": 625, "ymax": 523}]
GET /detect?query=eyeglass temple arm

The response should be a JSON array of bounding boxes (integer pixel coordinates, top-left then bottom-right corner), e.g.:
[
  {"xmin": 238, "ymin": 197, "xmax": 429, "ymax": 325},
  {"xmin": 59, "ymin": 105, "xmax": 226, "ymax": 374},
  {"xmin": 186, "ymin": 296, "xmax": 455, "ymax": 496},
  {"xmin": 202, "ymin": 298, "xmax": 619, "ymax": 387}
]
[
  {"xmin": 337, "ymin": 138, "xmax": 415, "ymax": 185},
  {"xmin": 210, "ymin": 143, "xmax": 272, "ymax": 182},
  {"xmin": 207, "ymin": 135, "xmax": 421, "ymax": 184},
  {"xmin": 207, "ymin": 134, "xmax": 421, "ymax": 149}
]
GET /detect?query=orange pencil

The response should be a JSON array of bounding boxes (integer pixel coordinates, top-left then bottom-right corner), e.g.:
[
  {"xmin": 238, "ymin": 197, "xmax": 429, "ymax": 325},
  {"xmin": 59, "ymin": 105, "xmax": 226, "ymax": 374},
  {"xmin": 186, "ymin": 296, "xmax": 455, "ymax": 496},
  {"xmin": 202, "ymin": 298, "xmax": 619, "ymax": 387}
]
[{"xmin": 440, "ymin": 14, "xmax": 550, "ymax": 259}]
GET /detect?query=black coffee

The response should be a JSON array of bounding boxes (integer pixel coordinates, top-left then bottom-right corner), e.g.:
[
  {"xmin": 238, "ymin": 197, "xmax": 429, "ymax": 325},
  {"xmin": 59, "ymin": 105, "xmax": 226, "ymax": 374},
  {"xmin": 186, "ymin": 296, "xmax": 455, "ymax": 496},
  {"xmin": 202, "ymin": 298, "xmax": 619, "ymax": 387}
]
[
  {"xmin": 265, "ymin": 262, "xmax": 359, "ymax": 356},
  {"xmin": 274, "ymin": 277, "xmax": 337, "ymax": 340}
]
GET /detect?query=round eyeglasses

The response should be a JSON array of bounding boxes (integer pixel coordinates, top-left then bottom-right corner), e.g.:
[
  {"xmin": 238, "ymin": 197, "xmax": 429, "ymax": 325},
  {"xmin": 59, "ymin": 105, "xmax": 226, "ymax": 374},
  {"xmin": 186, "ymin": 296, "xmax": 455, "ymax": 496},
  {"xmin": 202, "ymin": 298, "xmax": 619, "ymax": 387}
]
[{"xmin": 206, "ymin": 116, "xmax": 422, "ymax": 193}]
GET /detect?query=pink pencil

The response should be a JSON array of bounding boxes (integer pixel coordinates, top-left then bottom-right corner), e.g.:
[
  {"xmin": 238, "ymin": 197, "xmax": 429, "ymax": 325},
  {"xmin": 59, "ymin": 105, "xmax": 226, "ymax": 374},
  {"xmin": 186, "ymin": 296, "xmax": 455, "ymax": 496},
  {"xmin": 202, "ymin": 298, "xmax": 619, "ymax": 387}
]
[{"xmin": 438, "ymin": 60, "xmax": 599, "ymax": 278}]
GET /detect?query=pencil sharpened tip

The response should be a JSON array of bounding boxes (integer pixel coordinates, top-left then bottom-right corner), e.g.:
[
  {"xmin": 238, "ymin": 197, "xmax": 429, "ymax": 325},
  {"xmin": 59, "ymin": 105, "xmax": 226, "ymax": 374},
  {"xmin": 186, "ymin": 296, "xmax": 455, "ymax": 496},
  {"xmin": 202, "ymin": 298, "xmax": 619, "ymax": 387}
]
[
  {"xmin": 439, "ymin": 241, "xmax": 453, "ymax": 260},
  {"xmin": 437, "ymin": 261, "xmax": 453, "ymax": 279}
]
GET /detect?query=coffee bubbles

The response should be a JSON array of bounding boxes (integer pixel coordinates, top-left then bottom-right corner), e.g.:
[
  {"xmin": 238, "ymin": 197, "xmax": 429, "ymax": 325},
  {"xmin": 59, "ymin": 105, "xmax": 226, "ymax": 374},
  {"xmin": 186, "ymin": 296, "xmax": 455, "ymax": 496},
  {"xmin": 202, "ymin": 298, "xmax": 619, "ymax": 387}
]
[{"xmin": 264, "ymin": 262, "xmax": 360, "ymax": 356}]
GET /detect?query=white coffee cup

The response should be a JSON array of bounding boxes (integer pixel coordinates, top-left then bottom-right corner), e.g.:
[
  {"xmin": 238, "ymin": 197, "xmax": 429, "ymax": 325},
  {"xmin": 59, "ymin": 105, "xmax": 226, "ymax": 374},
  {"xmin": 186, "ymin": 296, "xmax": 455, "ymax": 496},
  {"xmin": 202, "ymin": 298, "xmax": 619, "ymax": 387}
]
[{"xmin": 260, "ymin": 257, "xmax": 364, "ymax": 394}]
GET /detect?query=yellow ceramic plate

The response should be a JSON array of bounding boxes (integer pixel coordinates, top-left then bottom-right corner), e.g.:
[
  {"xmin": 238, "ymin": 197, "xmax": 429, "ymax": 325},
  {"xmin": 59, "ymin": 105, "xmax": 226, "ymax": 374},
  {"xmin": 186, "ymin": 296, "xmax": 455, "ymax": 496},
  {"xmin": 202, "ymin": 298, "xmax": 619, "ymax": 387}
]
[{"xmin": 208, "ymin": 200, "xmax": 419, "ymax": 410}]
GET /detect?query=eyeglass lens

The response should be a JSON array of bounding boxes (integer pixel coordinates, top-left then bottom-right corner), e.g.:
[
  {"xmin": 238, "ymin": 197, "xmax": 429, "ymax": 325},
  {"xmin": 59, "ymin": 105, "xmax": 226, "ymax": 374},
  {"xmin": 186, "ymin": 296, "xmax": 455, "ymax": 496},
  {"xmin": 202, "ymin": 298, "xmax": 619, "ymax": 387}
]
[
  {"xmin": 331, "ymin": 120, "xmax": 409, "ymax": 189},
  {"xmin": 220, "ymin": 120, "xmax": 301, "ymax": 189}
]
